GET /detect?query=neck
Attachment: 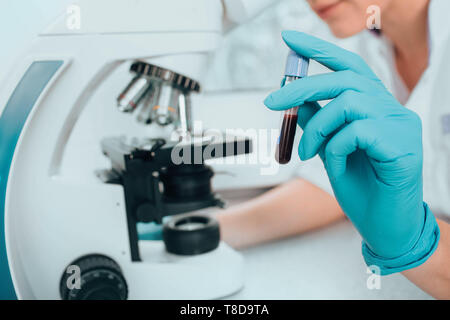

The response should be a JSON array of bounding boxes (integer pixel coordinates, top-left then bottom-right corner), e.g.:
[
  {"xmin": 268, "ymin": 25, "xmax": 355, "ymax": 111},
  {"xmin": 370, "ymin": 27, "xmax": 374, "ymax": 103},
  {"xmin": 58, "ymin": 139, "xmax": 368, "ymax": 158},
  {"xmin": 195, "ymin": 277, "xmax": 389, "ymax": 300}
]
[{"xmin": 381, "ymin": 0, "xmax": 430, "ymax": 59}]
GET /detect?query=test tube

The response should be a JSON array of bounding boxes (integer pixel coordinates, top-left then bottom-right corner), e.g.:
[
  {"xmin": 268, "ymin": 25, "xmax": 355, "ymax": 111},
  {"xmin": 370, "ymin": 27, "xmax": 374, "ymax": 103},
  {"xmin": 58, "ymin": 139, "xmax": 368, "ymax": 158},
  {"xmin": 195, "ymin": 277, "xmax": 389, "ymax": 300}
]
[{"xmin": 275, "ymin": 50, "xmax": 309, "ymax": 164}]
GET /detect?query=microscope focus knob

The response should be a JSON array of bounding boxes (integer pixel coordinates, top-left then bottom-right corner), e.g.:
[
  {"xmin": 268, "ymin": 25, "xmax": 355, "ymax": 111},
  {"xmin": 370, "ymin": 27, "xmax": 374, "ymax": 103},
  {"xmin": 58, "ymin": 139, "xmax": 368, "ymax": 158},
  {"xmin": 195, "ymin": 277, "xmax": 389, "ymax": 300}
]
[{"xmin": 60, "ymin": 255, "xmax": 128, "ymax": 300}]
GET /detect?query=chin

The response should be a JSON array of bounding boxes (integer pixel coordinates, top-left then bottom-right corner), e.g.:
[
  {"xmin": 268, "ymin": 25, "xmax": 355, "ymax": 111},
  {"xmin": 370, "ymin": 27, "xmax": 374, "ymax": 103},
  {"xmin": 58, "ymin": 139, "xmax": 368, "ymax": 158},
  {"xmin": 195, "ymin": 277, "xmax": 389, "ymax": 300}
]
[{"xmin": 326, "ymin": 21, "xmax": 366, "ymax": 38}]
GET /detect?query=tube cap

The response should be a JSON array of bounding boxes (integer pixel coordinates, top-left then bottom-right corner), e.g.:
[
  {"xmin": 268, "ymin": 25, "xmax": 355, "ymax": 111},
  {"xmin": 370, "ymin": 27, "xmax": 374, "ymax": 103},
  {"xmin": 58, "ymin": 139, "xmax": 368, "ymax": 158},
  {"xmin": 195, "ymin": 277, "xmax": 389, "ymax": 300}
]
[{"xmin": 284, "ymin": 49, "xmax": 309, "ymax": 78}]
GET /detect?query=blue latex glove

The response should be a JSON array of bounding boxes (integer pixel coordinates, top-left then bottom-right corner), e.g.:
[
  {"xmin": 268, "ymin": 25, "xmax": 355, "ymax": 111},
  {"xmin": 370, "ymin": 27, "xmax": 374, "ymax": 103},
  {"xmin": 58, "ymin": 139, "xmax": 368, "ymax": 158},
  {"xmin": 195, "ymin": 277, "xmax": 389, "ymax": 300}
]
[{"xmin": 265, "ymin": 31, "xmax": 440, "ymax": 274}]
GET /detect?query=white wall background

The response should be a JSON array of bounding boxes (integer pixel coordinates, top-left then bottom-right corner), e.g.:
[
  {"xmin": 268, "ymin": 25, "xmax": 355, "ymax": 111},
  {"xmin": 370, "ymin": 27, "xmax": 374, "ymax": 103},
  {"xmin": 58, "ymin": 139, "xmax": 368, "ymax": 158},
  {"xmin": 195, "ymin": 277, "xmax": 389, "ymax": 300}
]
[
  {"xmin": 203, "ymin": 0, "xmax": 331, "ymax": 91},
  {"xmin": 0, "ymin": 0, "xmax": 339, "ymax": 91},
  {"xmin": 0, "ymin": 0, "xmax": 73, "ymax": 84}
]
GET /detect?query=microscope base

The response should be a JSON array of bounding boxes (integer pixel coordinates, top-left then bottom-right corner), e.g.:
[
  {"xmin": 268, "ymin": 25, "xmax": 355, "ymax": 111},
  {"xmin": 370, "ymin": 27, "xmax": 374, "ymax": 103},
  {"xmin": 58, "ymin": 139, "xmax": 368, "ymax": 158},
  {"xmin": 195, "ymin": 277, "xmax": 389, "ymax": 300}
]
[{"xmin": 124, "ymin": 241, "xmax": 244, "ymax": 299}]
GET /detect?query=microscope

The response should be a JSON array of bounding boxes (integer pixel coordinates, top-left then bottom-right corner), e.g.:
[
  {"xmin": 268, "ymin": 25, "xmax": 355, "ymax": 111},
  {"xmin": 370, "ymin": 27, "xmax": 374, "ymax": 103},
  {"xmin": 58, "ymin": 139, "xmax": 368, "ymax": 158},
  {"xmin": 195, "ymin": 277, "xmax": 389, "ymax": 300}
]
[{"xmin": 0, "ymin": 0, "xmax": 276, "ymax": 299}]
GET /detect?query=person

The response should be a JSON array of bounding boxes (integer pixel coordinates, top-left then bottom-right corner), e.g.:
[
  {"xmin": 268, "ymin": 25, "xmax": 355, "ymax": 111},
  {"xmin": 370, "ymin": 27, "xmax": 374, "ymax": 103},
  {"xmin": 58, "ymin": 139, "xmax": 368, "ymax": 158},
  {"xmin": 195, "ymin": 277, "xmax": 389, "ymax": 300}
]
[{"xmin": 217, "ymin": 0, "xmax": 450, "ymax": 299}]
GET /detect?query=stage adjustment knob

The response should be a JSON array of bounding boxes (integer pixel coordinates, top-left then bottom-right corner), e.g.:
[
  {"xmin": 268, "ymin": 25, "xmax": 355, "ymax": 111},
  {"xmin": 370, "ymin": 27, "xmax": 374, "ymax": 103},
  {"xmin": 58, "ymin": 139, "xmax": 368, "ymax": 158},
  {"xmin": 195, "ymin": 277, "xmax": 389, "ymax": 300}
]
[{"xmin": 60, "ymin": 255, "xmax": 128, "ymax": 300}]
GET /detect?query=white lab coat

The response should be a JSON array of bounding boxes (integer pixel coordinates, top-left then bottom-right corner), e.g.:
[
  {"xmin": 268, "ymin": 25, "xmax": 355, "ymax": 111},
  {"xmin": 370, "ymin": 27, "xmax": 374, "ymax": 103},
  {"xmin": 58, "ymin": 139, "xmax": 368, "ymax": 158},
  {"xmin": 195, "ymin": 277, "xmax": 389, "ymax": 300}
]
[{"xmin": 296, "ymin": 0, "xmax": 450, "ymax": 218}]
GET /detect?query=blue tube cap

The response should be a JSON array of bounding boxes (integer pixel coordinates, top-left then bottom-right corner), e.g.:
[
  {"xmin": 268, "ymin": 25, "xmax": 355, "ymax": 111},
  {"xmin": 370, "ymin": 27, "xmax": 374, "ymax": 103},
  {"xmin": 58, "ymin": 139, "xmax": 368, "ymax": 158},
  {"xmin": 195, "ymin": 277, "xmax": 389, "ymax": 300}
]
[{"xmin": 284, "ymin": 49, "xmax": 309, "ymax": 78}]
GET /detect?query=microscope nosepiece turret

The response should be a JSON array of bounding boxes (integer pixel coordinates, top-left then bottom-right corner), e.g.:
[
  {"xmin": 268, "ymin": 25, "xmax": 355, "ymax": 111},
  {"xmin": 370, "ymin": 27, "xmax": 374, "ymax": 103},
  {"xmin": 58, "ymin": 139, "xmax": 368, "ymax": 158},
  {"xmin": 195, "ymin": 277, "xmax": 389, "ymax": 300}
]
[{"xmin": 117, "ymin": 61, "xmax": 200, "ymax": 135}]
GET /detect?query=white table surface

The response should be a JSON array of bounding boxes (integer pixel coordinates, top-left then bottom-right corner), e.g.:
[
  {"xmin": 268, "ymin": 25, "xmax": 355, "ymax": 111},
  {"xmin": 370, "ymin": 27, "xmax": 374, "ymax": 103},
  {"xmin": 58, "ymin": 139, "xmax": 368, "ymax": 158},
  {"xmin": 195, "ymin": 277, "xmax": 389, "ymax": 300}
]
[{"xmin": 218, "ymin": 189, "xmax": 433, "ymax": 300}]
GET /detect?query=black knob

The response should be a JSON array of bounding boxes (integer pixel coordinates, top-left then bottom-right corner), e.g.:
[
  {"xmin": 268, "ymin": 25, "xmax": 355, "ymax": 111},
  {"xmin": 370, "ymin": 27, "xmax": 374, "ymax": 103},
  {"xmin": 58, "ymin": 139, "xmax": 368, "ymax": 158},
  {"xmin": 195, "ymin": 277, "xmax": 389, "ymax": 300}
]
[
  {"xmin": 163, "ymin": 214, "xmax": 220, "ymax": 255},
  {"xmin": 60, "ymin": 255, "xmax": 128, "ymax": 300}
]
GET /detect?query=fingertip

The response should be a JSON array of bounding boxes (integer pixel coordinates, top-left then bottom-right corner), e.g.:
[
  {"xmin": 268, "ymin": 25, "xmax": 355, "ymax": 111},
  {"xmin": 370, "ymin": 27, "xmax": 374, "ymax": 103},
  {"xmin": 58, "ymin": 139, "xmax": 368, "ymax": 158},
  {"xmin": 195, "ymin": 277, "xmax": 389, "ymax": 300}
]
[
  {"xmin": 281, "ymin": 30, "xmax": 304, "ymax": 42},
  {"xmin": 297, "ymin": 102, "xmax": 320, "ymax": 129},
  {"xmin": 299, "ymin": 137, "xmax": 316, "ymax": 161},
  {"xmin": 263, "ymin": 94, "xmax": 277, "ymax": 109},
  {"xmin": 281, "ymin": 30, "xmax": 308, "ymax": 50},
  {"xmin": 281, "ymin": 30, "xmax": 295, "ymax": 39},
  {"xmin": 281, "ymin": 31, "xmax": 296, "ymax": 50},
  {"xmin": 302, "ymin": 149, "xmax": 314, "ymax": 161},
  {"xmin": 298, "ymin": 140, "xmax": 306, "ymax": 161},
  {"xmin": 327, "ymin": 171, "xmax": 340, "ymax": 183},
  {"xmin": 325, "ymin": 160, "xmax": 345, "ymax": 181},
  {"xmin": 264, "ymin": 92, "xmax": 291, "ymax": 110}
]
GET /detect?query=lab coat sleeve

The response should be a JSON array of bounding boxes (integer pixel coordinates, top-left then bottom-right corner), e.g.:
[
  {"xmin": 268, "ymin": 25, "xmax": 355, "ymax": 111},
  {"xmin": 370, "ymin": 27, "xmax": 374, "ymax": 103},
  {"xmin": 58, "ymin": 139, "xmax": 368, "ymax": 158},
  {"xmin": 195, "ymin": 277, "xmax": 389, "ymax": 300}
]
[{"xmin": 294, "ymin": 155, "xmax": 334, "ymax": 196}]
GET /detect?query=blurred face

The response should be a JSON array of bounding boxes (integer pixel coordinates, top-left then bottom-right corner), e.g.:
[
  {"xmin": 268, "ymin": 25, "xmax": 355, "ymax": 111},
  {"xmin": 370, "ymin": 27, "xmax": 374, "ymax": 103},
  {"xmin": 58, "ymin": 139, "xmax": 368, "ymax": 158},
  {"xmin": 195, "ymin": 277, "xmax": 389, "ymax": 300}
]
[{"xmin": 306, "ymin": 0, "xmax": 391, "ymax": 38}]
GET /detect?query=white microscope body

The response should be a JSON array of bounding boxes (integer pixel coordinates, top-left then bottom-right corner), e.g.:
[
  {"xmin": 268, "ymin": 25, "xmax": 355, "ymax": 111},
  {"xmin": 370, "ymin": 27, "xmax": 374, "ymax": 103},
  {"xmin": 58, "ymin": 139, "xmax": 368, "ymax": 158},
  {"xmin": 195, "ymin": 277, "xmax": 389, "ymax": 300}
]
[{"xmin": 0, "ymin": 0, "xmax": 276, "ymax": 299}]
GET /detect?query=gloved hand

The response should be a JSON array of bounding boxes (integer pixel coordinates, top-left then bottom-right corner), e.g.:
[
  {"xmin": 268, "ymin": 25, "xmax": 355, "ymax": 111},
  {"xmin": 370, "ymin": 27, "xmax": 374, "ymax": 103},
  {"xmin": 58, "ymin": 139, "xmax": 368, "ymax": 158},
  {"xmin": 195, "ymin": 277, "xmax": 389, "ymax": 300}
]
[{"xmin": 265, "ymin": 31, "xmax": 440, "ymax": 274}]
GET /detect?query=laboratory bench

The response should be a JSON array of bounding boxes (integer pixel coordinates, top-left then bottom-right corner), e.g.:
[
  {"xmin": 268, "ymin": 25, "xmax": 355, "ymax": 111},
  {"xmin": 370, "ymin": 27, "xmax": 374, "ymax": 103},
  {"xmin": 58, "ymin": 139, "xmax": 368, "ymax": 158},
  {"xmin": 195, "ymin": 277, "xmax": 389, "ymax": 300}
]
[{"xmin": 217, "ymin": 188, "xmax": 433, "ymax": 300}]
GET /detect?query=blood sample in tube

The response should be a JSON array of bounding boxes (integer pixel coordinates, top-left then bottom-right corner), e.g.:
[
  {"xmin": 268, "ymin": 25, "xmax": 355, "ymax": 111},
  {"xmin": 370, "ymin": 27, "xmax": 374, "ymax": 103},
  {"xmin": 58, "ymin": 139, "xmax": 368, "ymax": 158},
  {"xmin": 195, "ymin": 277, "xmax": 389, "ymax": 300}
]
[
  {"xmin": 274, "ymin": 50, "xmax": 309, "ymax": 164},
  {"xmin": 275, "ymin": 107, "xmax": 299, "ymax": 164}
]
